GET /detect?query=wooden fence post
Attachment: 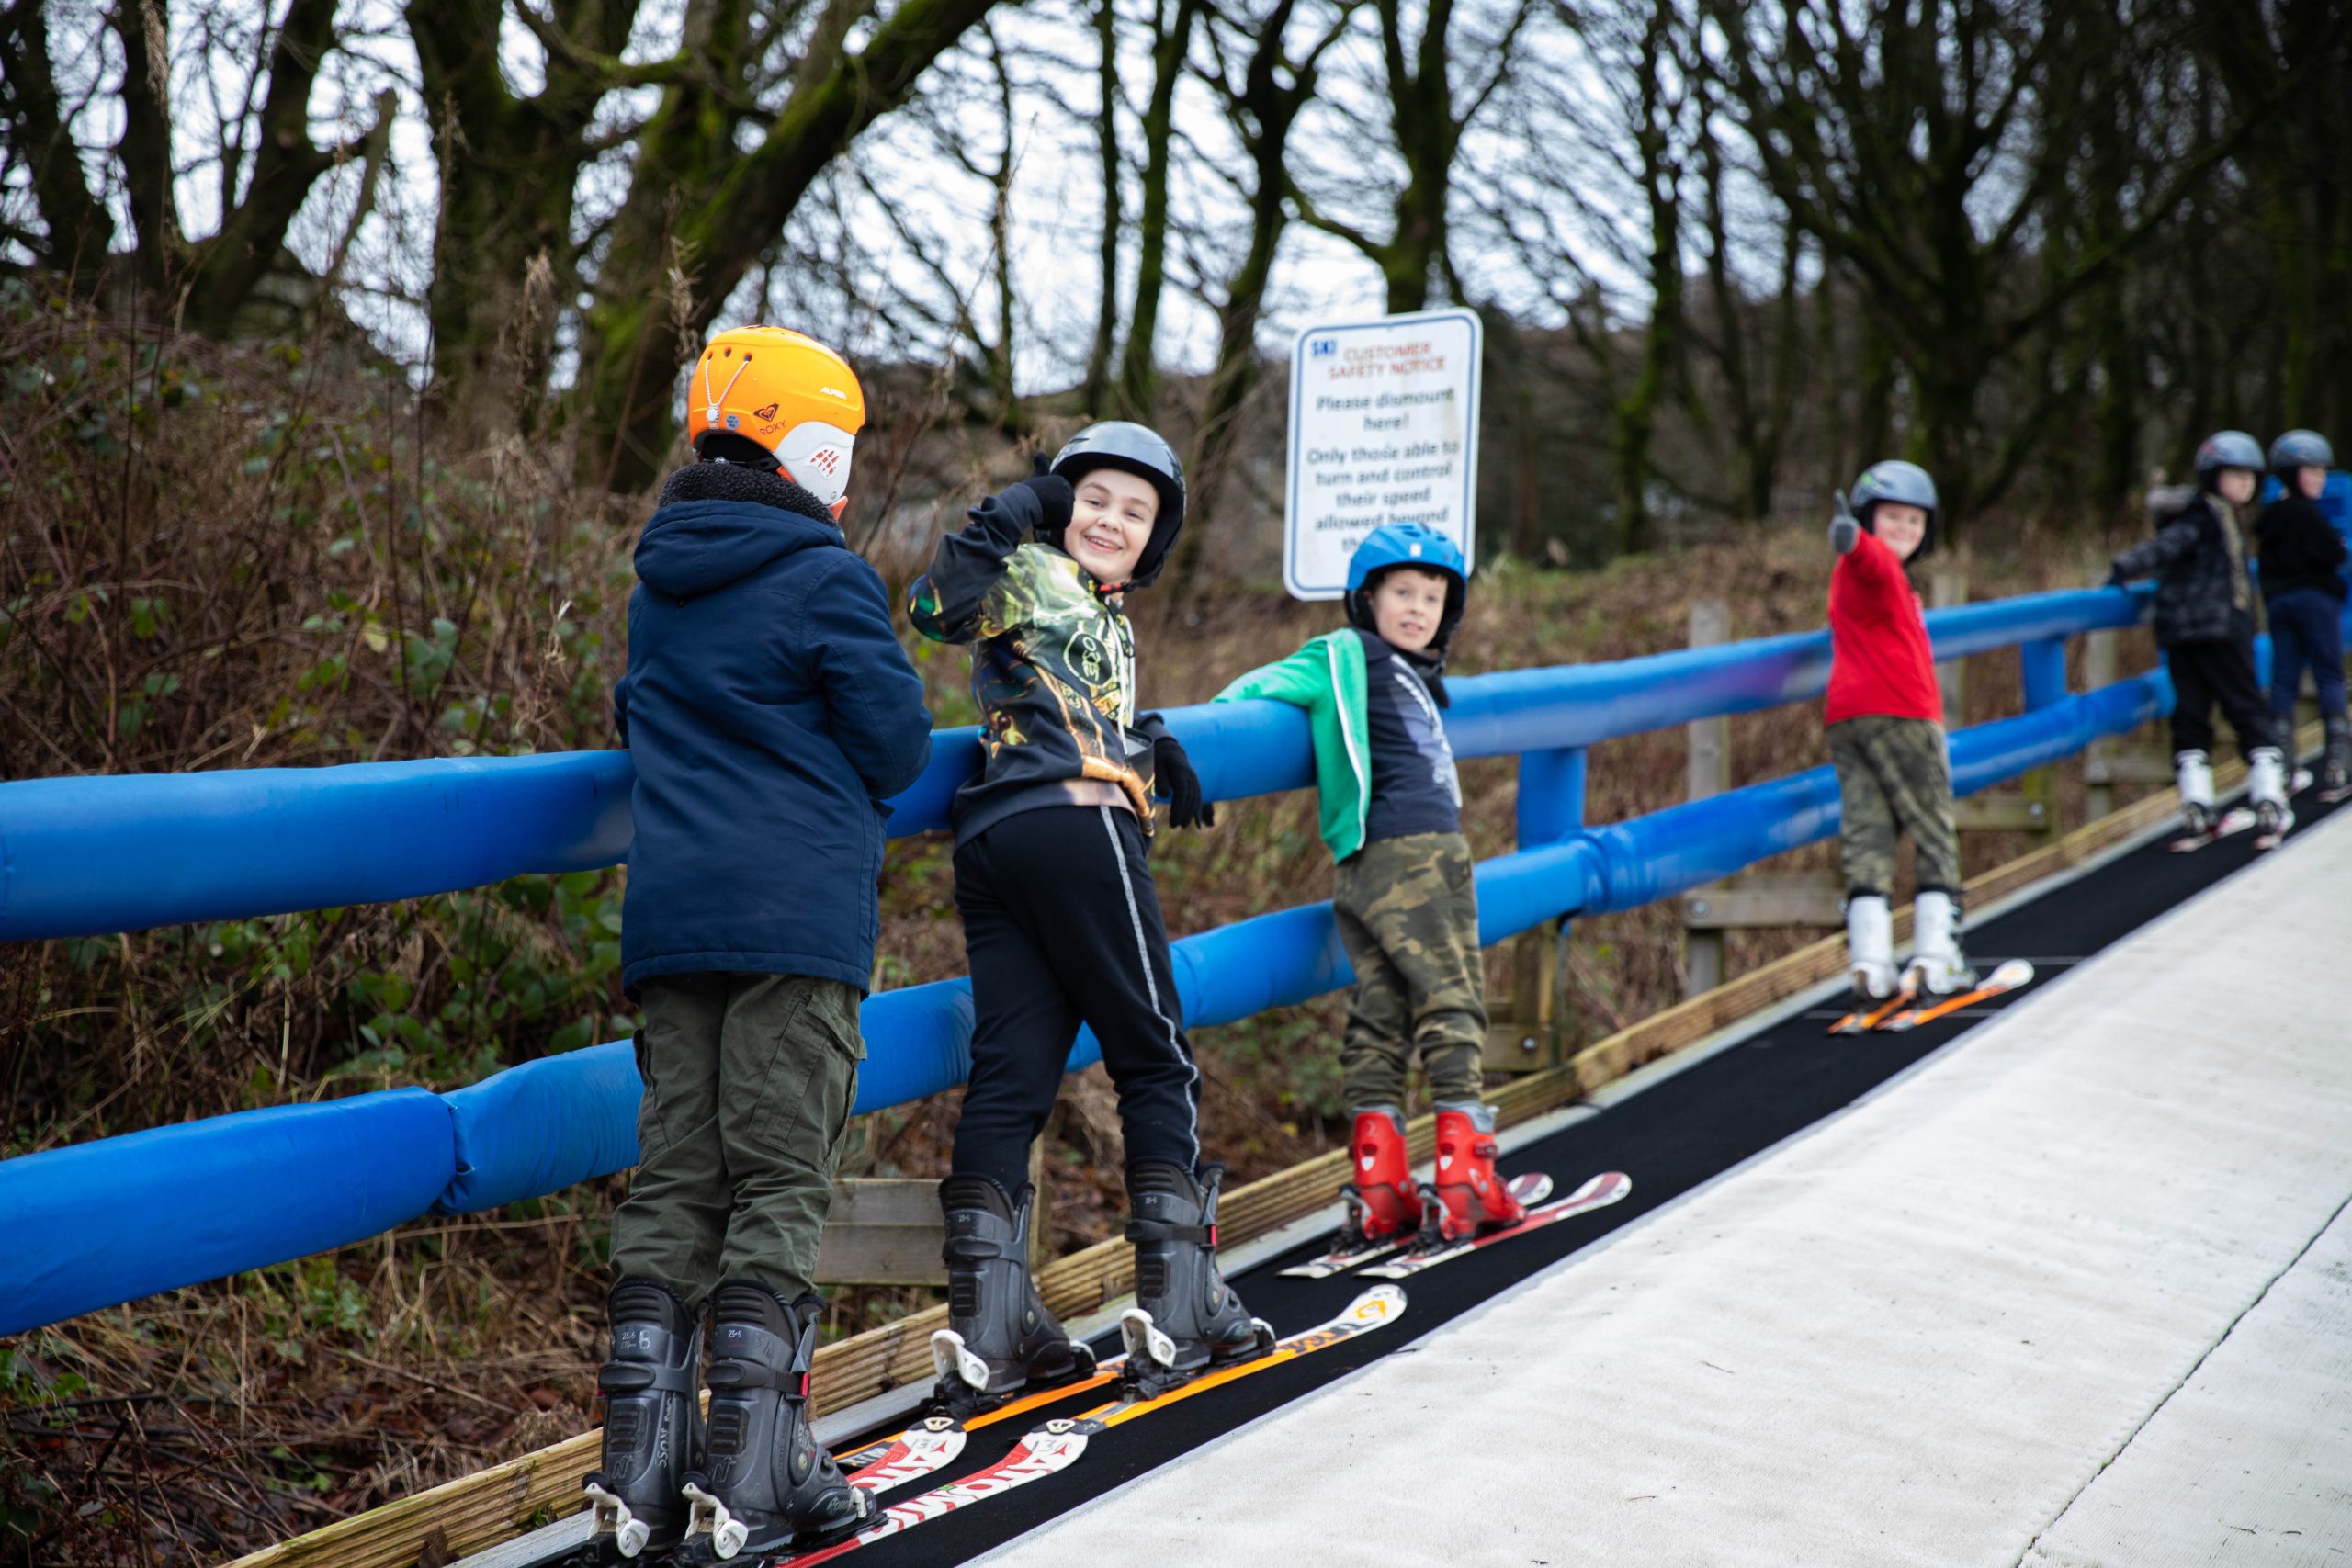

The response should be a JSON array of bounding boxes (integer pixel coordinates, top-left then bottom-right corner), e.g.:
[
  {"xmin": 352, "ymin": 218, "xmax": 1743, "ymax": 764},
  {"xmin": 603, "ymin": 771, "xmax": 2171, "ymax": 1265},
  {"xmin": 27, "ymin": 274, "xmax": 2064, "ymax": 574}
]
[{"xmin": 1682, "ymin": 600, "xmax": 1730, "ymax": 997}]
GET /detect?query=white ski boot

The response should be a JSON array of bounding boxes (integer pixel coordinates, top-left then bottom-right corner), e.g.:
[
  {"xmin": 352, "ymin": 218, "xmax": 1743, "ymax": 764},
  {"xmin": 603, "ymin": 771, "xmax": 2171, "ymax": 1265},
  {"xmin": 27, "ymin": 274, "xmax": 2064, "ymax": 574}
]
[
  {"xmin": 1903, "ymin": 889, "xmax": 1976, "ymax": 997},
  {"xmin": 1844, "ymin": 893, "xmax": 1898, "ymax": 1002},
  {"xmin": 2173, "ymin": 749, "xmax": 2218, "ymax": 840},
  {"xmin": 2248, "ymin": 747, "xmax": 2293, "ymax": 848}
]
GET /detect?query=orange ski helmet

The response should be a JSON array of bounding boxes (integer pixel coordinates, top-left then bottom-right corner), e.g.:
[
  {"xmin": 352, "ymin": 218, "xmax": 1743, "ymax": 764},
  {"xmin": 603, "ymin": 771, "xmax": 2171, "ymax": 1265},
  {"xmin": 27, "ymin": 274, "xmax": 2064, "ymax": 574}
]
[{"xmin": 686, "ymin": 326, "xmax": 865, "ymax": 518}]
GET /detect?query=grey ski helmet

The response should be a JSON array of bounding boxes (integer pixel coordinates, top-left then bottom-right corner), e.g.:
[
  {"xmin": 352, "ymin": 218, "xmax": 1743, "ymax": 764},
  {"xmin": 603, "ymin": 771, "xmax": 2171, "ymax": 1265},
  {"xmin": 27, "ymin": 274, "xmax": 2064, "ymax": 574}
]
[
  {"xmin": 2267, "ymin": 428, "xmax": 2335, "ymax": 476},
  {"xmin": 2193, "ymin": 430, "xmax": 2264, "ymax": 489},
  {"xmin": 1049, "ymin": 421, "xmax": 1187, "ymax": 588},
  {"xmin": 1849, "ymin": 459, "xmax": 1939, "ymax": 558}
]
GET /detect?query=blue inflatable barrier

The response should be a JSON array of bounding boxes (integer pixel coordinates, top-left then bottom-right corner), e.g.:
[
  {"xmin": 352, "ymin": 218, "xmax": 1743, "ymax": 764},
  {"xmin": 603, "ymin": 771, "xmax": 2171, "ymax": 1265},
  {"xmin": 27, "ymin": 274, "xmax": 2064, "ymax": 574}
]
[
  {"xmin": 437, "ymin": 1043, "xmax": 643, "ymax": 1215},
  {"xmin": 0, "ymin": 583, "xmax": 2195, "ymax": 1335},
  {"xmin": 0, "ymin": 589, "xmax": 2160, "ymax": 947},
  {"xmin": 0, "ymin": 1090, "xmax": 454, "ymax": 1337},
  {"xmin": 0, "ymin": 753, "xmax": 635, "ymax": 943}
]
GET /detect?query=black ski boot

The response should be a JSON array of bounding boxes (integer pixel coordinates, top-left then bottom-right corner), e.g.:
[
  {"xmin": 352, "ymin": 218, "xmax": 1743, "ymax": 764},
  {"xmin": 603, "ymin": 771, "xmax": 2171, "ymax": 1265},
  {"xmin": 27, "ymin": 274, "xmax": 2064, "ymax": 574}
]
[
  {"xmin": 933, "ymin": 1177, "xmax": 1094, "ymax": 1412},
  {"xmin": 582, "ymin": 1279, "xmax": 702, "ymax": 1562},
  {"xmin": 2323, "ymin": 716, "xmax": 2352, "ymax": 804},
  {"xmin": 680, "ymin": 1285, "xmax": 870, "ymax": 1559},
  {"xmin": 1120, "ymin": 1163, "xmax": 1274, "ymax": 1398}
]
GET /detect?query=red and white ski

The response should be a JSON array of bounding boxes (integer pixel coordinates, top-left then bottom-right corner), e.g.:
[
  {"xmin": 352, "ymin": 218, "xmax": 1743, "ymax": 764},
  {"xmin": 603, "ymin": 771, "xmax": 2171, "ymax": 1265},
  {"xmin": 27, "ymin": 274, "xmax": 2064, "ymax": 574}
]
[
  {"xmin": 1358, "ymin": 1171, "xmax": 1632, "ymax": 1281},
  {"xmin": 833, "ymin": 1416, "xmax": 968, "ymax": 1496},
  {"xmin": 762, "ymin": 1286, "xmax": 1408, "ymax": 1566},
  {"xmin": 1280, "ymin": 1172, "xmax": 1552, "ymax": 1278},
  {"xmin": 830, "ymin": 1353, "xmax": 1125, "ymax": 1476},
  {"xmin": 2168, "ymin": 807, "xmax": 2256, "ymax": 852}
]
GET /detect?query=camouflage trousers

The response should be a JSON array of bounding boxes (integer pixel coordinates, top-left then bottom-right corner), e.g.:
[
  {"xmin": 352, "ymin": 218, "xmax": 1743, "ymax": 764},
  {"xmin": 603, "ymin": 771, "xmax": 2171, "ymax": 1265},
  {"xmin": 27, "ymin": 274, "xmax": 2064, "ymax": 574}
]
[
  {"xmin": 1331, "ymin": 831, "xmax": 1487, "ymax": 1110},
  {"xmin": 1828, "ymin": 715, "xmax": 1962, "ymax": 897},
  {"xmin": 610, "ymin": 973, "xmax": 865, "ymax": 1311}
]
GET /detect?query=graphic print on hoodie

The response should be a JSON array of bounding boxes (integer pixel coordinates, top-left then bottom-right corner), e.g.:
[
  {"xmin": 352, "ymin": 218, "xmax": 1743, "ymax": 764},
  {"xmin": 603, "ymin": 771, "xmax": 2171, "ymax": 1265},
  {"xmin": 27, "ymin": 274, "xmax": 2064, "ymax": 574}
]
[
  {"xmin": 909, "ymin": 488, "xmax": 1170, "ymax": 847},
  {"xmin": 1358, "ymin": 627, "xmax": 1462, "ymax": 842}
]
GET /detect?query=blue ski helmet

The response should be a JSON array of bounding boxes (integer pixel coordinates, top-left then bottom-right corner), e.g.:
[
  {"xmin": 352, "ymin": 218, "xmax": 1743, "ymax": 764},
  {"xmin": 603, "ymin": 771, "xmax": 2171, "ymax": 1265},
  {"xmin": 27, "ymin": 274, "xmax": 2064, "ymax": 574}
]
[
  {"xmin": 2267, "ymin": 428, "xmax": 2334, "ymax": 476},
  {"xmin": 1346, "ymin": 522, "xmax": 1468, "ymax": 649},
  {"xmin": 2193, "ymin": 430, "xmax": 2264, "ymax": 490},
  {"xmin": 1849, "ymin": 460, "xmax": 1939, "ymax": 558},
  {"xmin": 1050, "ymin": 421, "xmax": 1186, "ymax": 587}
]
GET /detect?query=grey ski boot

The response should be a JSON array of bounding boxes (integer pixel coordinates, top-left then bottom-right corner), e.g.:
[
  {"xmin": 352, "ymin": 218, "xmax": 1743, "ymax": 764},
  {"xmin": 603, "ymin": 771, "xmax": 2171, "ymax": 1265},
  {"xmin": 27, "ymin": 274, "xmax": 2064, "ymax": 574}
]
[
  {"xmin": 680, "ymin": 1285, "xmax": 870, "ymax": 1559},
  {"xmin": 1120, "ymin": 1163, "xmax": 1274, "ymax": 1397},
  {"xmin": 932, "ymin": 1176, "xmax": 1094, "ymax": 1412},
  {"xmin": 582, "ymin": 1279, "xmax": 702, "ymax": 1562}
]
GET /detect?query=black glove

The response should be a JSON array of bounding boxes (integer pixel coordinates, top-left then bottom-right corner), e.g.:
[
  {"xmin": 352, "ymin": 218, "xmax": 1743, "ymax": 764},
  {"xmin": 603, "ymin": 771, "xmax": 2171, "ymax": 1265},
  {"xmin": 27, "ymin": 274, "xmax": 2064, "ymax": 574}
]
[
  {"xmin": 1153, "ymin": 732, "xmax": 1216, "ymax": 829},
  {"xmin": 1012, "ymin": 452, "xmax": 1074, "ymax": 545},
  {"xmin": 2104, "ymin": 561, "xmax": 2129, "ymax": 588}
]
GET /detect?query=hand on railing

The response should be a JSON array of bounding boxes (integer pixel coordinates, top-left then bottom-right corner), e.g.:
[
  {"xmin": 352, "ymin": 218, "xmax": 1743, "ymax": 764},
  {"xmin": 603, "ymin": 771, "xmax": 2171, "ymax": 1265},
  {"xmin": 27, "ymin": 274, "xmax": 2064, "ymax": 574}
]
[{"xmin": 1154, "ymin": 731, "xmax": 1216, "ymax": 830}]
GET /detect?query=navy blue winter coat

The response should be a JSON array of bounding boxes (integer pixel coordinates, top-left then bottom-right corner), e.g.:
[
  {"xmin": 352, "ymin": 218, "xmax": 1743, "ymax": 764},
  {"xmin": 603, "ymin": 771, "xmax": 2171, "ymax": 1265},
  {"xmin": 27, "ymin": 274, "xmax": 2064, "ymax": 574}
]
[{"xmin": 615, "ymin": 464, "xmax": 933, "ymax": 997}]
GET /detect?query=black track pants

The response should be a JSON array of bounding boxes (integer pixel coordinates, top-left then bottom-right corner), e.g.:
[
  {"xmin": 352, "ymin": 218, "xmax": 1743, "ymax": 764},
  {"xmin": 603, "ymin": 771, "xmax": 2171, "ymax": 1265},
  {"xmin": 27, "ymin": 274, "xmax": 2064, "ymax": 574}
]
[
  {"xmin": 949, "ymin": 805, "xmax": 1201, "ymax": 1195},
  {"xmin": 2167, "ymin": 637, "xmax": 2281, "ymax": 761}
]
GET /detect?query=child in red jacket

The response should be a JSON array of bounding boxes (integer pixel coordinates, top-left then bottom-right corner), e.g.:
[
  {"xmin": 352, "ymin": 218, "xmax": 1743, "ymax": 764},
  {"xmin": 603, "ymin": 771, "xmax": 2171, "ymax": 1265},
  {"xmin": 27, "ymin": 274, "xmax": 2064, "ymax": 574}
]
[{"xmin": 1827, "ymin": 461, "xmax": 1972, "ymax": 1002}]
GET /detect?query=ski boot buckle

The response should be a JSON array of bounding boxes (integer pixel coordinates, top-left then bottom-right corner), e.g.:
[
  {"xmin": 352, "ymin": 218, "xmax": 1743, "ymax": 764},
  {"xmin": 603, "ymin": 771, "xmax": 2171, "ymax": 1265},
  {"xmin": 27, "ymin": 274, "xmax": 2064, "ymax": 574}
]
[
  {"xmin": 584, "ymin": 1476, "xmax": 653, "ymax": 1560},
  {"xmin": 682, "ymin": 1474, "xmax": 750, "ymax": 1560}
]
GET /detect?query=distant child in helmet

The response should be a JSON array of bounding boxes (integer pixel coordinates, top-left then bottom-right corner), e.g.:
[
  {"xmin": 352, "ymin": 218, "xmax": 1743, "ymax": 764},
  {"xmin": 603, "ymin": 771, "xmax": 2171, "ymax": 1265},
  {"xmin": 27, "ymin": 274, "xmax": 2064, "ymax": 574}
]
[
  {"xmin": 2256, "ymin": 430, "xmax": 2349, "ymax": 802},
  {"xmin": 2109, "ymin": 432, "xmax": 2295, "ymax": 843},
  {"xmin": 590, "ymin": 326, "xmax": 933, "ymax": 1562},
  {"xmin": 908, "ymin": 422, "xmax": 1267, "ymax": 1405},
  {"xmin": 1214, "ymin": 521, "xmax": 1524, "ymax": 1258},
  {"xmin": 1826, "ymin": 460, "xmax": 1972, "ymax": 1005}
]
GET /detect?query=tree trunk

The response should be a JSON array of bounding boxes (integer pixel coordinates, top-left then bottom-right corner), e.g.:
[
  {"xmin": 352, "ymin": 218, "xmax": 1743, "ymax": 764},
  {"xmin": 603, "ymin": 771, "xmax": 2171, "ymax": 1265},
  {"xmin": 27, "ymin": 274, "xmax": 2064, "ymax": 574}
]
[
  {"xmin": 1115, "ymin": 0, "xmax": 1199, "ymax": 421},
  {"xmin": 182, "ymin": 0, "xmax": 351, "ymax": 338},
  {"xmin": 574, "ymin": 0, "xmax": 1001, "ymax": 491},
  {"xmin": 1081, "ymin": 0, "xmax": 1122, "ymax": 417},
  {"xmin": 0, "ymin": 0, "xmax": 119, "ymax": 275}
]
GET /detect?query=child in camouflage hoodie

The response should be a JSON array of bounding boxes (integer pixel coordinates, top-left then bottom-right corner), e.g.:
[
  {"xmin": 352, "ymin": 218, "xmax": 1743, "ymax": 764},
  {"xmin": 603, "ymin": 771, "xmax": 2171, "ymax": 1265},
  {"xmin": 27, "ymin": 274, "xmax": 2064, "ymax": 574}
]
[{"xmin": 908, "ymin": 422, "xmax": 1263, "ymax": 1404}]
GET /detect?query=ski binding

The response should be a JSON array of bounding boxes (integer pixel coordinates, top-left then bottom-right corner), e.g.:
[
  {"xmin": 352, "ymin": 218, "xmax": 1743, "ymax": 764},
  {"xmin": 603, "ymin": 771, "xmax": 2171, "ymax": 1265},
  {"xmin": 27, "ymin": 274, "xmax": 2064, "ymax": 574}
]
[
  {"xmin": 1361, "ymin": 1170, "xmax": 1632, "ymax": 1280},
  {"xmin": 1283, "ymin": 1170, "xmax": 1551, "ymax": 1278}
]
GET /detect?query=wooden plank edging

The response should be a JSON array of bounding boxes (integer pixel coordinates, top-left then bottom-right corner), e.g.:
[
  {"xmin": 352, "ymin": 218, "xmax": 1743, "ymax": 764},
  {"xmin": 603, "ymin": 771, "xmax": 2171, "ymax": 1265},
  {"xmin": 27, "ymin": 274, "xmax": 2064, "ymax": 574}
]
[{"xmin": 225, "ymin": 754, "xmax": 2238, "ymax": 1568}]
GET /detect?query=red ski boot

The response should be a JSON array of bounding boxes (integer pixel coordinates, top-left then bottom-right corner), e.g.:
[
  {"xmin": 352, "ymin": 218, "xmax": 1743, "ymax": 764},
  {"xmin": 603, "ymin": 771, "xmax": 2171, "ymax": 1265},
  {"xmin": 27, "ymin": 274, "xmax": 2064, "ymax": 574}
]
[
  {"xmin": 1425, "ymin": 1104, "xmax": 1526, "ymax": 1243},
  {"xmin": 1341, "ymin": 1107, "xmax": 1423, "ymax": 1246}
]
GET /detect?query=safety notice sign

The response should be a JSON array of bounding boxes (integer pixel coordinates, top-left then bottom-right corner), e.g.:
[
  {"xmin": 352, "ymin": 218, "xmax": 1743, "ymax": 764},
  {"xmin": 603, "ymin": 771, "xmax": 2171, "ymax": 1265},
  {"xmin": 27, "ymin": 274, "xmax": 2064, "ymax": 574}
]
[{"xmin": 1283, "ymin": 308, "xmax": 1482, "ymax": 600}]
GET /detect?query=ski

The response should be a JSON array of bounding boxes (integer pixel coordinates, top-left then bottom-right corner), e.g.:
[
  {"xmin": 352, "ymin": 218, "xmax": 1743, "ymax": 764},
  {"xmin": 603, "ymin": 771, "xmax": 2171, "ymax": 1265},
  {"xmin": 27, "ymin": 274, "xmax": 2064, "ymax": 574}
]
[
  {"xmin": 756, "ymin": 1286, "xmax": 1409, "ymax": 1566},
  {"xmin": 2253, "ymin": 811, "xmax": 2294, "ymax": 852},
  {"xmin": 2321, "ymin": 782, "xmax": 2352, "ymax": 806},
  {"xmin": 2167, "ymin": 807, "xmax": 2256, "ymax": 852},
  {"xmin": 1280, "ymin": 1171, "xmax": 1551, "ymax": 1278},
  {"xmin": 1359, "ymin": 1171, "xmax": 1633, "ymax": 1281},
  {"xmin": 1880, "ymin": 958, "xmax": 2035, "ymax": 1032},
  {"xmin": 831, "ymin": 1416, "xmax": 969, "ymax": 1497},
  {"xmin": 830, "ymin": 1356, "xmax": 1125, "ymax": 1472},
  {"xmin": 1827, "ymin": 986, "xmax": 1915, "ymax": 1036}
]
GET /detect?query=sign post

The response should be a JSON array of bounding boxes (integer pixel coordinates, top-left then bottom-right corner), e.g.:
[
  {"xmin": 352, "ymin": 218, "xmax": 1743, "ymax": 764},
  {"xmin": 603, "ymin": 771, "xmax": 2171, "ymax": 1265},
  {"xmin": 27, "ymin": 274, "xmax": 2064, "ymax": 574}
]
[{"xmin": 1284, "ymin": 309, "xmax": 1483, "ymax": 601}]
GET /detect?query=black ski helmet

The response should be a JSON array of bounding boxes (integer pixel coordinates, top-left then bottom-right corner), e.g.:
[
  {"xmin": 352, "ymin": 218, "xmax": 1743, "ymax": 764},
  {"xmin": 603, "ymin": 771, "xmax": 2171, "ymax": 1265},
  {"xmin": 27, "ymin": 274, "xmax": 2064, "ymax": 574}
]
[
  {"xmin": 2193, "ymin": 430, "xmax": 2264, "ymax": 491},
  {"xmin": 1849, "ymin": 459, "xmax": 1939, "ymax": 559},
  {"xmin": 1048, "ymin": 421, "xmax": 1186, "ymax": 588}
]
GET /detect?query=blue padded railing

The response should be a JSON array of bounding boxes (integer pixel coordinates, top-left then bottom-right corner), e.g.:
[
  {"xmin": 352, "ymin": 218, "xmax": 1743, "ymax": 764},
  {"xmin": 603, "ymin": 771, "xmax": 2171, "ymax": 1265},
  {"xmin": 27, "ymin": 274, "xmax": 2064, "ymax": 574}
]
[{"xmin": 7, "ymin": 580, "xmax": 2335, "ymax": 1337}]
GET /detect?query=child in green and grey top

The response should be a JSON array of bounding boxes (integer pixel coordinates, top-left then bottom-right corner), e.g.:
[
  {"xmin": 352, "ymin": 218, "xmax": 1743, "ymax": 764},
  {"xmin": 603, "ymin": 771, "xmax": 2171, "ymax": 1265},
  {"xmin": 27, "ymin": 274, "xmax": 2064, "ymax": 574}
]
[{"xmin": 1215, "ymin": 522, "xmax": 1524, "ymax": 1249}]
